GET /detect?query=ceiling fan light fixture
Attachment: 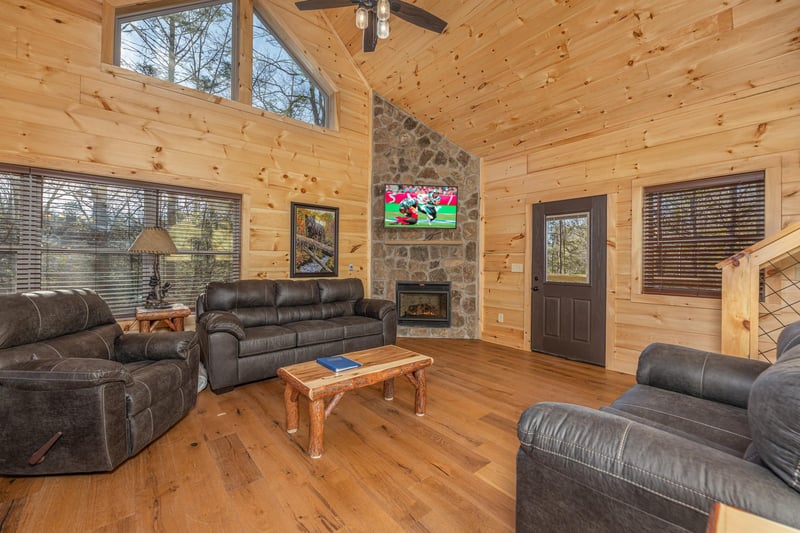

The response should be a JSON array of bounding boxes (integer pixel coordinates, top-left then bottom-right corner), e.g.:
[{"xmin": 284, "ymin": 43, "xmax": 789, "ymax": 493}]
[
  {"xmin": 355, "ymin": 6, "xmax": 368, "ymax": 29},
  {"xmin": 377, "ymin": 19, "xmax": 390, "ymax": 39},
  {"xmin": 376, "ymin": 0, "xmax": 391, "ymax": 21}
]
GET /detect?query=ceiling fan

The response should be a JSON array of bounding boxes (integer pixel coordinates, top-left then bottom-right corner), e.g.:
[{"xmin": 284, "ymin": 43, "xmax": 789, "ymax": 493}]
[{"xmin": 295, "ymin": 0, "xmax": 447, "ymax": 52}]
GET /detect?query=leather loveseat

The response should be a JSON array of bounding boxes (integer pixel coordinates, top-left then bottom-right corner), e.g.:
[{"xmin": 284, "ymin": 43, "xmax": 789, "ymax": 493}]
[
  {"xmin": 0, "ymin": 289, "xmax": 199, "ymax": 475},
  {"xmin": 195, "ymin": 278, "xmax": 396, "ymax": 393},
  {"xmin": 516, "ymin": 323, "xmax": 800, "ymax": 532}
]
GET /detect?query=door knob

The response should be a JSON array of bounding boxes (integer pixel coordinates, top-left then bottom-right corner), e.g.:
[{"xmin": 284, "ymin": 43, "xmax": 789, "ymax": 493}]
[{"xmin": 533, "ymin": 287, "xmax": 539, "ymax": 291}]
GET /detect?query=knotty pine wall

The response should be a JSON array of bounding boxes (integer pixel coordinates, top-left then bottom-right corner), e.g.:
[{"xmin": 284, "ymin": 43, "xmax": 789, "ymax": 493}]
[
  {"xmin": 480, "ymin": 1, "xmax": 800, "ymax": 374},
  {"xmin": 0, "ymin": 0, "xmax": 372, "ymax": 288}
]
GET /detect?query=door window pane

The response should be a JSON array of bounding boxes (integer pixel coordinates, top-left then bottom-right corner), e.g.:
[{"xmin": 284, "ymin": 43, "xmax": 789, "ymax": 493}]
[{"xmin": 545, "ymin": 213, "xmax": 589, "ymax": 284}]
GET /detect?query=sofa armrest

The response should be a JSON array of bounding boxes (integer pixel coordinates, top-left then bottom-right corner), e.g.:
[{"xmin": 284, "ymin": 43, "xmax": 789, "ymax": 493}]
[
  {"xmin": 355, "ymin": 298, "xmax": 395, "ymax": 320},
  {"xmin": 198, "ymin": 311, "xmax": 245, "ymax": 340},
  {"xmin": 636, "ymin": 343, "xmax": 770, "ymax": 408},
  {"xmin": 114, "ymin": 331, "xmax": 196, "ymax": 363},
  {"xmin": 0, "ymin": 358, "xmax": 132, "ymax": 391},
  {"xmin": 518, "ymin": 402, "xmax": 800, "ymax": 530}
]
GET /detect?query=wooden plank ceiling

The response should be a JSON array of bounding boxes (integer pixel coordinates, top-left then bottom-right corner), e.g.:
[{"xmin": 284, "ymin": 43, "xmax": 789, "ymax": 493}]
[{"xmin": 305, "ymin": 0, "xmax": 799, "ymax": 159}]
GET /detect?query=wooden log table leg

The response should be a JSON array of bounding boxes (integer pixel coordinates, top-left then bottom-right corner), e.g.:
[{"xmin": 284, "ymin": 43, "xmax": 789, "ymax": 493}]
[
  {"xmin": 308, "ymin": 398, "xmax": 325, "ymax": 459},
  {"xmin": 414, "ymin": 369, "xmax": 427, "ymax": 416},
  {"xmin": 284, "ymin": 384, "xmax": 300, "ymax": 434},
  {"xmin": 383, "ymin": 378, "xmax": 395, "ymax": 401}
]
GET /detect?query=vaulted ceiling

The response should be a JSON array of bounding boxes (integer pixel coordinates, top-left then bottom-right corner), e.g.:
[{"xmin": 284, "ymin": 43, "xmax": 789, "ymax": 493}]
[{"xmin": 310, "ymin": 0, "xmax": 799, "ymax": 159}]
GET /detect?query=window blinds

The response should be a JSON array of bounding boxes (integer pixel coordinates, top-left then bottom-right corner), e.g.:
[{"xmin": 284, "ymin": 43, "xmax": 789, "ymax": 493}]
[
  {"xmin": 0, "ymin": 165, "xmax": 241, "ymax": 316},
  {"xmin": 642, "ymin": 171, "xmax": 765, "ymax": 297}
]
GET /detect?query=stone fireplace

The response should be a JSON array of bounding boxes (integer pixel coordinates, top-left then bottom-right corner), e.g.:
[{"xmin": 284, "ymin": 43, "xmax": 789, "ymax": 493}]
[
  {"xmin": 371, "ymin": 94, "xmax": 480, "ymax": 339},
  {"xmin": 396, "ymin": 281, "xmax": 451, "ymax": 328}
]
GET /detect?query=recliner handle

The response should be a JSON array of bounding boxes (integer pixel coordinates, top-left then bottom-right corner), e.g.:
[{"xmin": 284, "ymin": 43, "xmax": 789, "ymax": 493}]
[{"xmin": 28, "ymin": 432, "xmax": 63, "ymax": 466}]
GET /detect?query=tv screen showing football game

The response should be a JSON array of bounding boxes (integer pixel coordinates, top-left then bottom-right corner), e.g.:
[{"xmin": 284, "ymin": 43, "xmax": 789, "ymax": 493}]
[{"xmin": 384, "ymin": 184, "xmax": 458, "ymax": 229}]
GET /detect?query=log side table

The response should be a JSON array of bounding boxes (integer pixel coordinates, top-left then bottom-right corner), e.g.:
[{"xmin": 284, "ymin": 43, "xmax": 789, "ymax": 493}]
[
  {"xmin": 132, "ymin": 304, "xmax": 192, "ymax": 333},
  {"xmin": 277, "ymin": 345, "xmax": 434, "ymax": 459}
]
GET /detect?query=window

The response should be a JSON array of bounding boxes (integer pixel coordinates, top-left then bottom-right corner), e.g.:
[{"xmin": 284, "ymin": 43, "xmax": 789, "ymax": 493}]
[
  {"xmin": 117, "ymin": 1, "xmax": 235, "ymax": 99},
  {"xmin": 114, "ymin": 1, "xmax": 330, "ymax": 127},
  {"xmin": 545, "ymin": 213, "xmax": 589, "ymax": 284},
  {"xmin": 642, "ymin": 171, "xmax": 765, "ymax": 298},
  {"xmin": 252, "ymin": 11, "xmax": 327, "ymax": 126},
  {"xmin": 0, "ymin": 165, "xmax": 241, "ymax": 316}
]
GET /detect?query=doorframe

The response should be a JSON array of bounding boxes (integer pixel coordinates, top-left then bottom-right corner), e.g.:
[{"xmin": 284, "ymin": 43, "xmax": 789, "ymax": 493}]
[{"xmin": 523, "ymin": 193, "xmax": 617, "ymax": 368}]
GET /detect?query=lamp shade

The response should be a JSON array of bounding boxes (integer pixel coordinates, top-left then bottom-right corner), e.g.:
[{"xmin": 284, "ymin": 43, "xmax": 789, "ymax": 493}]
[{"xmin": 128, "ymin": 227, "xmax": 177, "ymax": 254}]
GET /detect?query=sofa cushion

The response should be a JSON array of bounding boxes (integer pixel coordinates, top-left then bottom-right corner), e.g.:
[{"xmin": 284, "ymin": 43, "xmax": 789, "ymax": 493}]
[
  {"xmin": 234, "ymin": 306, "xmax": 279, "ymax": 328},
  {"xmin": 124, "ymin": 359, "xmax": 189, "ymax": 417},
  {"xmin": 600, "ymin": 406, "xmax": 745, "ymax": 457},
  {"xmin": 777, "ymin": 322, "xmax": 800, "ymax": 360},
  {"xmin": 318, "ymin": 278, "xmax": 363, "ymax": 302},
  {"xmin": 0, "ymin": 324, "xmax": 122, "ymax": 370},
  {"xmin": 319, "ymin": 301, "xmax": 355, "ymax": 319},
  {"xmin": 205, "ymin": 280, "xmax": 277, "ymax": 311},
  {"xmin": 0, "ymin": 289, "xmax": 115, "ymax": 349},
  {"xmin": 239, "ymin": 325, "xmax": 296, "ymax": 356},
  {"xmin": 275, "ymin": 280, "xmax": 319, "ymax": 306},
  {"xmin": 276, "ymin": 305, "xmax": 318, "ymax": 324},
  {"xmin": 327, "ymin": 316, "xmax": 383, "ymax": 339},
  {"xmin": 778, "ymin": 343, "xmax": 800, "ymax": 363},
  {"xmin": 610, "ymin": 384, "xmax": 752, "ymax": 454},
  {"xmin": 284, "ymin": 320, "xmax": 344, "ymax": 347},
  {"xmin": 748, "ymin": 356, "xmax": 800, "ymax": 492}
]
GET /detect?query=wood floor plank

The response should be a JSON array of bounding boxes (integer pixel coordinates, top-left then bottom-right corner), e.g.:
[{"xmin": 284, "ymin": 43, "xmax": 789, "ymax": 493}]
[{"xmin": 0, "ymin": 339, "xmax": 635, "ymax": 532}]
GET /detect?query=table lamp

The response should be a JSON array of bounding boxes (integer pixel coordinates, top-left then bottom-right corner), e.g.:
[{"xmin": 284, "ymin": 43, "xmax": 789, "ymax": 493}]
[{"xmin": 128, "ymin": 227, "xmax": 177, "ymax": 308}]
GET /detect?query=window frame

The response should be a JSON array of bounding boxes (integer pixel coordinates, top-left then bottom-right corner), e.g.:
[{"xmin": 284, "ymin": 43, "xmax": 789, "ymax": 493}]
[
  {"xmin": 631, "ymin": 158, "xmax": 782, "ymax": 309},
  {"xmin": 0, "ymin": 163, "xmax": 242, "ymax": 317},
  {"xmin": 641, "ymin": 172, "xmax": 765, "ymax": 298},
  {"xmin": 251, "ymin": 7, "xmax": 329, "ymax": 127},
  {"xmin": 114, "ymin": 0, "xmax": 239, "ymax": 101},
  {"xmin": 105, "ymin": 0, "xmax": 335, "ymax": 129}
]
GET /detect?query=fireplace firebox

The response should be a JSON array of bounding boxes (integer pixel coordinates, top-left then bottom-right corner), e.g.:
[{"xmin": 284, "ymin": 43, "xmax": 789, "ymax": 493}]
[{"xmin": 395, "ymin": 281, "xmax": 451, "ymax": 328}]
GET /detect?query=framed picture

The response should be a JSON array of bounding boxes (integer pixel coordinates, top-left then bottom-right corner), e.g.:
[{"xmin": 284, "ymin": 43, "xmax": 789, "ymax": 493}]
[{"xmin": 290, "ymin": 202, "xmax": 339, "ymax": 278}]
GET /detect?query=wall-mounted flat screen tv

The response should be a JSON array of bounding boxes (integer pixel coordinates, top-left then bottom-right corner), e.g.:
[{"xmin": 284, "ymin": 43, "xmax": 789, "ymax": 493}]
[{"xmin": 384, "ymin": 184, "xmax": 458, "ymax": 229}]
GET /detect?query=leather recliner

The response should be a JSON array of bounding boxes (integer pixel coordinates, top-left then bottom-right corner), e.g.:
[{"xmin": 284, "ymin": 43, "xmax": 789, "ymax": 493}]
[
  {"xmin": 0, "ymin": 289, "xmax": 199, "ymax": 475},
  {"xmin": 516, "ymin": 322, "xmax": 800, "ymax": 532}
]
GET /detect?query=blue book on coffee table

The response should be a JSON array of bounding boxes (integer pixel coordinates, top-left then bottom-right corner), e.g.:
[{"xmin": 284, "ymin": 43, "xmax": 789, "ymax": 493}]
[{"xmin": 317, "ymin": 355, "xmax": 361, "ymax": 373}]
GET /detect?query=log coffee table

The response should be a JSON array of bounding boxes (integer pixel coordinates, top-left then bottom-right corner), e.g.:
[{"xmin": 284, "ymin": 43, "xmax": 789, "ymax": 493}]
[{"xmin": 277, "ymin": 345, "xmax": 433, "ymax": 459}]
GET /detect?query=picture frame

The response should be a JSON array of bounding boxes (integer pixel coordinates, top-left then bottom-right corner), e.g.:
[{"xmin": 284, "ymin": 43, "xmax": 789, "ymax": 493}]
[{"xmin": 290, "ymin": 202, "xmax": 339, "ymax": 278}]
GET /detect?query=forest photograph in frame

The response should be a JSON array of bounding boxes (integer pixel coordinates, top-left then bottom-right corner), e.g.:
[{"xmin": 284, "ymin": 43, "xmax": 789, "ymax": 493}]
[{"xmin": 290, "ymin": 202, "xmax": 339, "ymax": 277}]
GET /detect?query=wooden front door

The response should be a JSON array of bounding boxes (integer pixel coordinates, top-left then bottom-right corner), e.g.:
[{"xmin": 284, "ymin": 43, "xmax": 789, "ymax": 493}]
[{"xmin": 531, "ymin": 196, "xmax": 607, "ymax": 366}]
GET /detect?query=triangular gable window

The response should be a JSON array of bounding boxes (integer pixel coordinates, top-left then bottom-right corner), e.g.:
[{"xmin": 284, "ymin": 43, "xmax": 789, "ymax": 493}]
[
  {"xmin": 113, "ymin": 1, "xmax": 330, "ymax": 128},
  {"xmin": 253, "ymin": 12, "xmax": 328, "ymax": 127}
]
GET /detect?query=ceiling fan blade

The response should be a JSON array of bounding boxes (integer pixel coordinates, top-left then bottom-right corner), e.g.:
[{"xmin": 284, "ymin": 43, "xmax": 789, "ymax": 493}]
[
  {"xmin": 363, "ymin": 9, "xmax": 378, "ymax": 52},
  {"xmin": 391, "ymin": 1, "xmax": 447, "ymax": 33},
  {"xmin": 295, "ymin": 0, "xmax": 355, "ymax": 11}
]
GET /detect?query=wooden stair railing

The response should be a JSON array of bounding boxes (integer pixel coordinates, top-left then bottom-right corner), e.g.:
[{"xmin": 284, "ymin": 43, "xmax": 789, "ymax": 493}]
[{"xmin": 717, "ymin": 221, "xmax": 800, "ymax": 358}]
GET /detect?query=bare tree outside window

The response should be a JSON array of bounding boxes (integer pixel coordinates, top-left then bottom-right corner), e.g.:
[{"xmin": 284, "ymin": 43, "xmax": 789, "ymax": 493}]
[
  {"xmin": 114, "ymin": 2, "xmax": 330, "ymax": 128},
  {"xmin": 118, "ymin": 1, "xmax": 234, "ymax": 98},
  {"xmin": 252, "ymin": 13, "xmax": 327, "ymax": 126},
  {"xmin": 1, "ymin": 168, "xmax": 241, "ymax": 316}
]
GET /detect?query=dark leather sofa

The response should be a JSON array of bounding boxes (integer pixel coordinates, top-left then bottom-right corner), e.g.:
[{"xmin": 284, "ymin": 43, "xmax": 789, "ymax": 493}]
[
  {"xmin": 516, "ymin": 323, "xmax": 800, "ymax": 532},
  {"xmin": 195, "ymin": 278, "xmax": 396, "ymax": 393},
  {"xmin": 0, "ymin": 289, "xmax": 199, "ymax": 475}
]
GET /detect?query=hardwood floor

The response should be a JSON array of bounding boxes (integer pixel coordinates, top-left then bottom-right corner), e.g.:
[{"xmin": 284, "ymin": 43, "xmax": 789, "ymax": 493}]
[{"xmin": 0, "ymin": 339, "xmax": 635, "ymax": 532}]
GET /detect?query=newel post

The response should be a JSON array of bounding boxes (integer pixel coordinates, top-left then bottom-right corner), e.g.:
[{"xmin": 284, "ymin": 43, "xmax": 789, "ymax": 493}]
[{"xmin": 719, "ymin": 253, "xmax": 757, "ymax": 357}]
